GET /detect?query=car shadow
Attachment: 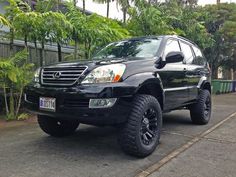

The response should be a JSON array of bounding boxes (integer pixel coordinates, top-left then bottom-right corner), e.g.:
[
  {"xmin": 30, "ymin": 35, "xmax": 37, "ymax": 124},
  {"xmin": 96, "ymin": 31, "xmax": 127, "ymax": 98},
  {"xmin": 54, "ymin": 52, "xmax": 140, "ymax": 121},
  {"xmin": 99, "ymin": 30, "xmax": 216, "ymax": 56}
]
[
  {"xmin": 163, "ymin": 111, "xmax": 193, "ymax": 127},
  {"xmin": 33, "ymin": 125, "xmax": 138, "ymax": 161},
  {"xmin": 31, "ymin": 111, "xmax": 193, "ymax": 160}
]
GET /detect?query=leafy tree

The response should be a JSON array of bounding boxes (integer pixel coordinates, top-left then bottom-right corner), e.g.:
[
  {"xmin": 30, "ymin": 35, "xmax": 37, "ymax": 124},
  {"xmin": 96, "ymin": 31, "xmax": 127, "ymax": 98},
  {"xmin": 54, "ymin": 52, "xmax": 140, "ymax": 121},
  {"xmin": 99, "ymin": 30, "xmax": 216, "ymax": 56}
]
[
  {"xmin": 219, "ymin": 13, "xmax": 236, "ymax": 79},
  {"xmin": 82, "ymin": 14, "xmax": 130, "ymax": 58},
  {"xmin": 13, "ymin": 11, "xmax": 39, "ymax": 49},
  {"xmin": 127, "ymin": 0, "xmax": 176, "ymax": 36},
  {"xmin": 43, "ymin": 12, "xmax": 72, "ymax": 62},
  {"xmin": 66, "ymin": 3, "xmax": 129, "ymax": 59},
  {"xmin": 0, "ymin": 50, "xmax": 34, "ymax": 120},
  {"xmin": 66, "ymin": 3, "xmax": 87, "ymax": 59},
  {"xmin": 4, "ymin": 0, "xmax": 23, "ymax": 54},
  {"xmin": 202, "ymin": 3, "xmax": 236, "ymax": 78}
]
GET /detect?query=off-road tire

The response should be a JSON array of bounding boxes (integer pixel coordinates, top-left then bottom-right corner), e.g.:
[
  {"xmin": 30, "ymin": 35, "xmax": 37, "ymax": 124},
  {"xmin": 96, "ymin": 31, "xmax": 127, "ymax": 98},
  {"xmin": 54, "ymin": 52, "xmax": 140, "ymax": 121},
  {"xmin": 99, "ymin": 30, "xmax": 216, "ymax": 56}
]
[
  {"xmin": 190, "ymin": 90, "xmax": 212, "ymax": 125},
  {"xmin": 118, "ymin": 94, "xmax": 162, "ymax": 157},
  {"xmin": 38, "ymin": 115, "xmax": 79, "ymax": 137}
]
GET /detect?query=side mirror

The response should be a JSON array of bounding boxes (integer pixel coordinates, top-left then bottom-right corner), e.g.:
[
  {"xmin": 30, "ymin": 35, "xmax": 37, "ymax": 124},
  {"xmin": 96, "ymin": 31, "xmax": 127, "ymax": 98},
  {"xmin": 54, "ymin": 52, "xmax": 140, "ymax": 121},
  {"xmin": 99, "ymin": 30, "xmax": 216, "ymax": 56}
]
[{"xmin": 165, "ymin": 51, "xmax": 184, "ymax": 64}]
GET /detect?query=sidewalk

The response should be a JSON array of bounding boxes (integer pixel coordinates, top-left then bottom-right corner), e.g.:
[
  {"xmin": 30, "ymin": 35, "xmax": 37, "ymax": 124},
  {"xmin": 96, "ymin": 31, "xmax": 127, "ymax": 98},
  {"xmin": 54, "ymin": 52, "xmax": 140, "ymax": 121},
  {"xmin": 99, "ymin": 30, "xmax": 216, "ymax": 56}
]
[{"xmin": 149, "ymin": 114, "xmax": 236, "ymax": 177}]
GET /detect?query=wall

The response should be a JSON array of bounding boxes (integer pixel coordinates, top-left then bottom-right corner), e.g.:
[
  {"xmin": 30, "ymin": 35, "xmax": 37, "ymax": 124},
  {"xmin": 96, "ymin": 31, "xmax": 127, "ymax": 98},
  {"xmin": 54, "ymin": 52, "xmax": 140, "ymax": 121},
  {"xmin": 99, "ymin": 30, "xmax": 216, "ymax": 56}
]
[{"xmin": 0, "ymin": 40, "xmax": 75, "ymax": 67}]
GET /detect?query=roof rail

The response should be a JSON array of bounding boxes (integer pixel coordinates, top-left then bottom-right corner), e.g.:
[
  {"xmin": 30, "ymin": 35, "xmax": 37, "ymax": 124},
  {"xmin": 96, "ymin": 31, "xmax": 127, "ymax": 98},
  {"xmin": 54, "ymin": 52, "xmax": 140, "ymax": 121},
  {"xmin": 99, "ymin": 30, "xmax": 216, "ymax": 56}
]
[{"xmin": 174, "ymin": 35, "xmax": 198, "ymax": 46}]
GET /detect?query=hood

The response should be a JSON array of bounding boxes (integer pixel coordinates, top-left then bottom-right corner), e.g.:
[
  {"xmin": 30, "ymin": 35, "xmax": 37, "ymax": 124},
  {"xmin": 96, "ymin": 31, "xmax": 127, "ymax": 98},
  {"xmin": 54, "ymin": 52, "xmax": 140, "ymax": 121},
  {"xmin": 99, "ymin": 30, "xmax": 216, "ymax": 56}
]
[{"xmin": 42, "ymin": 57, "xmax": 157, "ymax": 81}]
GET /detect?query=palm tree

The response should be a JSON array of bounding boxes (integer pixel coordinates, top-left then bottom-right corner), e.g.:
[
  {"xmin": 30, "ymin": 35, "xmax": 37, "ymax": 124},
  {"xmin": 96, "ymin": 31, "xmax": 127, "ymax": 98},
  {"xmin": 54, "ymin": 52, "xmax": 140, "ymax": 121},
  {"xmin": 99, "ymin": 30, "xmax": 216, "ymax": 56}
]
[
  {"xmin": 116, "ymin": 0, "xmax": 130, "ymax": 23},
  {"xmin": 73, "ymin": 0, "xmax": 77, "ymax": 7},
  {"xmin": 93, "ymin": 0, "xmax": 112, "ymax": 18},
  {"xmin": 106, "ymin": 0, "xmax": 110, "ymax": 18},
  {"xmin": 83, "ymin": 0, "xmax": 85, "ymax": 14}
]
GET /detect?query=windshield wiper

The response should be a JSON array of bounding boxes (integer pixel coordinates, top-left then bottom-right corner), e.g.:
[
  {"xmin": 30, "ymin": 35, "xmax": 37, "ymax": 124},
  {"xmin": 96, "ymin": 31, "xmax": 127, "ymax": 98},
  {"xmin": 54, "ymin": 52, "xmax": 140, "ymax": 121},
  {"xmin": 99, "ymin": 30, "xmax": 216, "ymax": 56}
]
[{"xmin": 95, "ymin": 58, "xmax": 126, "ymax": 64}]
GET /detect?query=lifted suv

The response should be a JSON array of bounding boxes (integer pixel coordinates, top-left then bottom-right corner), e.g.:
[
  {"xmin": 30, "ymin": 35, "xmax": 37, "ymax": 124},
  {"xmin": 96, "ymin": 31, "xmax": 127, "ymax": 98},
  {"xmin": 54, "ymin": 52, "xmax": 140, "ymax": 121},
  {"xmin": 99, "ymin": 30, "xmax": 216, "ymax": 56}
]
[{"xmin": 24, "ymin": 35, "xmax": 211, "ymax": 157}]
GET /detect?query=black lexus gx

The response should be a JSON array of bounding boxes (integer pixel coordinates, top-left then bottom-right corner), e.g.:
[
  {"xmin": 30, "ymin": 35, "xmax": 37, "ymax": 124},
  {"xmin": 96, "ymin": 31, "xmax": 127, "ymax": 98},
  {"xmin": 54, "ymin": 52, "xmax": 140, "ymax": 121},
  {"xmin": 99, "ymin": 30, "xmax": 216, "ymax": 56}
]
[{"xmin": 24, "ymin": 35, "xmax": 212, "ymax": 157}]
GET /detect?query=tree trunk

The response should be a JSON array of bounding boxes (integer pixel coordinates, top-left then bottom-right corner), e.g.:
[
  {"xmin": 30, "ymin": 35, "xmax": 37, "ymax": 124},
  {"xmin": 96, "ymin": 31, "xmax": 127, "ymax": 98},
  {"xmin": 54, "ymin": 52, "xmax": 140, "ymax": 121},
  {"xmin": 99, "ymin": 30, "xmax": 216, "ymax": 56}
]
[
  {"xmin": 15, "ymin": 88, "xmax": 23, "ymax": 119},
  {"xmin": 83, "ymin": 0, "xmax": 85, "ymax": 14},
  {"xmin": 9, "ymin": 87, "xmax": 15, "ymax": 119},
  {"xmin": 123, "ymin": 8, "xmax": 127, "ymax": 24},
  {"xmin": 34, "ymin": 39, "xmax": 38, "ymax": 63},
  {"xmin": 28, "ymin": 0, "xmax": 32, "ymax": 9},
  {"xmin": 57, "ymin": 42, "xmax": 62, "ymax": 62},
  {"xmin": 39, "ymin": 40, "xmax": 45, "ymax": 66},
  {"xmin": 3, "ymin": 84, "xmax": 9, "ymax": 115},
  {"xmin": 24, "ymin": 34, "xmax": 28, "ymax": 49},
  {"xmin": 88, "ymin": 41, "xmax": 91, "ymax": 59},
  {"xmin": 84, "ymin": 41, "xmax": 88, "ymax": 59},
  {"xmin": 73, "ymin": 0, "xmax": 77, "ymax": 7},
  {"xmin": 57, "ymin": 0, "xmax": 60, "ymax": 11},
  {"xmin": 9, "ymin": 28, "xmax": 14, "ymax": 56},
  {"xmin": 107, "ymin": 0, "xmax": 110, "ymax": 18},
  {"xmin": 74, "ymin": 37, "xmax": 78, "ymax": 60}
]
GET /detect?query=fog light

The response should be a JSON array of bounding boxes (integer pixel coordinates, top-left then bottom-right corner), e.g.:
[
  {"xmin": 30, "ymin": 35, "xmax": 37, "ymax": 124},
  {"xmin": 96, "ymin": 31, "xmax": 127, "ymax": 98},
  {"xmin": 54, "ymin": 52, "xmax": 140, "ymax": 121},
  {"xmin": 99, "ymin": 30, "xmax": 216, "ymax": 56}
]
[{"xmin": 89, "ymin": 98, "xmax": 117, "ymax": 108}]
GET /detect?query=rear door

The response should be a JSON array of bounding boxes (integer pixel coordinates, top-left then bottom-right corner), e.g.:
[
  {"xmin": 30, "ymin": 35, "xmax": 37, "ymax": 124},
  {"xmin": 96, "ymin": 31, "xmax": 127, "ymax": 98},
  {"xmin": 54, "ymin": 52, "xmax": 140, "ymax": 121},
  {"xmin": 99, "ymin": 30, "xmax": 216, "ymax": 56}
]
[{"xmin": 187, "ymin": 45, "xmax": 209, "ymax": 101}]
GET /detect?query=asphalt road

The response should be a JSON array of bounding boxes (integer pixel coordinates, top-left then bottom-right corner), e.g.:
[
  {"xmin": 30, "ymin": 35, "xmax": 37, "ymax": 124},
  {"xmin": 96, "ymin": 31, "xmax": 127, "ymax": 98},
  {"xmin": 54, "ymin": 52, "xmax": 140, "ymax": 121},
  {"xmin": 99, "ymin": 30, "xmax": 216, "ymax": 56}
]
[{"xmin": 0, "ymin": 94, "xmax": 236, "ymax": 177}]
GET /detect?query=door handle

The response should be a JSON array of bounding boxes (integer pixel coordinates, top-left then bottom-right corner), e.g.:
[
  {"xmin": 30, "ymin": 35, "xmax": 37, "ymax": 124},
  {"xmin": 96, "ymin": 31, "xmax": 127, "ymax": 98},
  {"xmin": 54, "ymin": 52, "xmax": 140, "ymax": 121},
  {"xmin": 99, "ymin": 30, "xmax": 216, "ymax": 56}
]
[{"xmin": 197, "ymin": 70, "xmax": 205, "ymax": 75}]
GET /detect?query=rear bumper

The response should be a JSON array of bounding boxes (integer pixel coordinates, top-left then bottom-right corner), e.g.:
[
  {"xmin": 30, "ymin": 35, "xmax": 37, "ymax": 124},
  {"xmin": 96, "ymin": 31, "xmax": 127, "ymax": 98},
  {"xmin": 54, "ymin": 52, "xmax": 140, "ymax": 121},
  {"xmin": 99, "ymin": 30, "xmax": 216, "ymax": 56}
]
[{"xmin": 24, "ymin": 83, "xmax": 136, "ymax": 125}]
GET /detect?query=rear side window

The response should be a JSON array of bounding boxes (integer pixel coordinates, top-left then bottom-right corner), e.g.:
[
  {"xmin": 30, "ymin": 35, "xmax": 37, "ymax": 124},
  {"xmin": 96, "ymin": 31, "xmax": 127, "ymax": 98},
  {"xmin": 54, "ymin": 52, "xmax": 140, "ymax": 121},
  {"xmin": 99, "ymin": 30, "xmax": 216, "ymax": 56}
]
[
  {"xmin": 164, "ymin": 39, "xmax": 181, "ymax": 56},
  {"xmin": 179, "ymin": 41, "xmax": 194, "ymax": 64},
  {"xmin": 192, "ymin": 46, "xmax": 206, "ymax": 66}
]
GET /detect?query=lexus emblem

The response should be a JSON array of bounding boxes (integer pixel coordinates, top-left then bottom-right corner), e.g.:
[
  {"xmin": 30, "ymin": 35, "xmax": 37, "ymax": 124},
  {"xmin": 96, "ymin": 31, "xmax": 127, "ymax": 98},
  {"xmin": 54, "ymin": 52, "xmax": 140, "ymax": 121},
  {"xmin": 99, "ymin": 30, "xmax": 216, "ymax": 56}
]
[{"xmin": 53, "ymin": 72, "xmax": 61, "ymax": 79}]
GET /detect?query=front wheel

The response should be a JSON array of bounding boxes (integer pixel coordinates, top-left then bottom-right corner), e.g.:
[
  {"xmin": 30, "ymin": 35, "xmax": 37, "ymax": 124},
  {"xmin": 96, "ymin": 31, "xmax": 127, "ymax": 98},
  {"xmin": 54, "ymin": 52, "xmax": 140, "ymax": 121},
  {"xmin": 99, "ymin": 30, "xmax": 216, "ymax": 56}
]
[
  {"xmin": 38, "ymin": 115, "xmax": 80, "ymax": 137},
  {"xmin": 118, "ymin": 94, "xmax": 162, "ymax": 157},
  {"xmin": 190, "ymin": 90, "xmax": 212, "ymax": 125}
]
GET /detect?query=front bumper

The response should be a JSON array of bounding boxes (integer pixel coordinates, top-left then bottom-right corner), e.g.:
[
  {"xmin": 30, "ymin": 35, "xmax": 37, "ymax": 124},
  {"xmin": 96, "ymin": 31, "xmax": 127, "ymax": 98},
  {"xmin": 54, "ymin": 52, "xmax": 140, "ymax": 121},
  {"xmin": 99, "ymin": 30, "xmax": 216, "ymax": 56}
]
[{"xmin": 24, "ymin": 83, "xmax": 136, "ymax": 125}]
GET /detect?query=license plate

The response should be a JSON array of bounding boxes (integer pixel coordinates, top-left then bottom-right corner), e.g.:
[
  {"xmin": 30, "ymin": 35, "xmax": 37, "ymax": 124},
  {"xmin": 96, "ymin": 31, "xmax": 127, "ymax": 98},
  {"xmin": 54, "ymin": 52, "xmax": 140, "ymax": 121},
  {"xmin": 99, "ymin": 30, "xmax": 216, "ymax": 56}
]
[{"xmin": 39, "ymin": 97, "xmax": 56, "ymax": 112}]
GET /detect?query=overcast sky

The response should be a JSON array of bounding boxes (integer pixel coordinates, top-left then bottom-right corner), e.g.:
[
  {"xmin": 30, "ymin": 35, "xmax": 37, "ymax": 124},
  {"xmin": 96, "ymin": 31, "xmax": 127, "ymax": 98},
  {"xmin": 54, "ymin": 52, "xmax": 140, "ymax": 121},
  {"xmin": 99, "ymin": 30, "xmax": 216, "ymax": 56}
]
[{"xmin": 76, "ymin": 0, "xmax": 236, "ymax": 20}]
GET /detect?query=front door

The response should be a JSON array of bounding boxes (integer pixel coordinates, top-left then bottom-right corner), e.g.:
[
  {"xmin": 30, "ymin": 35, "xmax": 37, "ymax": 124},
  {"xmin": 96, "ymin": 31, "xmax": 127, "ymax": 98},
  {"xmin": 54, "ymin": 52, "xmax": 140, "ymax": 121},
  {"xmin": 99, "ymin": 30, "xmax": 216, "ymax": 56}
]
[{"xmin": 158, "ymin": 39, "xmax": 189, "ymax": 111}]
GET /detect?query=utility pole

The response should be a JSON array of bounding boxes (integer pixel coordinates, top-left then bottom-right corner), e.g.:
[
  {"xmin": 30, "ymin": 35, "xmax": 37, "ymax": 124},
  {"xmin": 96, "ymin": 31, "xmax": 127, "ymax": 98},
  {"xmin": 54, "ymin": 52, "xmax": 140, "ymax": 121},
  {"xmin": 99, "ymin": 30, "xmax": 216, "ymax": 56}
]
[{"xmin": 217, "ymin": 0, "xmax": 220, "ymax": 4}]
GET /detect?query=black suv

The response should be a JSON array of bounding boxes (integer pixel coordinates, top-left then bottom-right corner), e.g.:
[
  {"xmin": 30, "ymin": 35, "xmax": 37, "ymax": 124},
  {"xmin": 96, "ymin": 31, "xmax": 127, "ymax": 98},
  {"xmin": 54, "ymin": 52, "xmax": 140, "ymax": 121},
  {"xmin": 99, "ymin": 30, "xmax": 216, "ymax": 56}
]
[{"xmin": 24, "ymin": 35, "xmax": 211, "ymax": 157}]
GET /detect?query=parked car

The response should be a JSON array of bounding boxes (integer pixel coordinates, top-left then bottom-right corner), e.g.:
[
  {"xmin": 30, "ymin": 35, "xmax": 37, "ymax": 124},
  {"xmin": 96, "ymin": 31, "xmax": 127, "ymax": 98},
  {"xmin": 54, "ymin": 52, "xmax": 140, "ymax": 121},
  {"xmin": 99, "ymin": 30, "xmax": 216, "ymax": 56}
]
[{"xmin": 24, "ymin": 35, "xmax": 212, "ymax": 157}]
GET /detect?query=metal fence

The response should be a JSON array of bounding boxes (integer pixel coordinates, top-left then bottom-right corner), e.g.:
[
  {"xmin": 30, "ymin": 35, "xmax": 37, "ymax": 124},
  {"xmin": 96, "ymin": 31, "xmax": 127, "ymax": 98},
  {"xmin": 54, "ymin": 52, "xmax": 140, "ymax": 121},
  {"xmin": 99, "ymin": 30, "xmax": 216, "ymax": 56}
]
[{"xmin": 0, "ymin": 40, "xmax": 75, "ymax": 67}]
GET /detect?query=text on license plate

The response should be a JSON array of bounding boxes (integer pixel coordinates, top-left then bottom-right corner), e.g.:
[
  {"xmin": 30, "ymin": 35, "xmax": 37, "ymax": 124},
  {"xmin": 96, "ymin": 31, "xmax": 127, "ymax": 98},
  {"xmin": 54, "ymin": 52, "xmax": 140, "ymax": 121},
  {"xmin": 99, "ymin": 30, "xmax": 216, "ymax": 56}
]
[{"xmin": 39, "ymin": 97, "xmax": 56, "ymax": 112}]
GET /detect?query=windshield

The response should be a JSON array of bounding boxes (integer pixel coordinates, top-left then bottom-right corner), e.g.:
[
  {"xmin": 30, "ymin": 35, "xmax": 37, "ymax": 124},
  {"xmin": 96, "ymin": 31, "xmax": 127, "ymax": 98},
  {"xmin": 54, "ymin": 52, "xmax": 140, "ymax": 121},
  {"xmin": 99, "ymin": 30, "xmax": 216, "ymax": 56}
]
[{"xmin": 93, "ymin": 38, "xmax": 162, "ymax": 60}]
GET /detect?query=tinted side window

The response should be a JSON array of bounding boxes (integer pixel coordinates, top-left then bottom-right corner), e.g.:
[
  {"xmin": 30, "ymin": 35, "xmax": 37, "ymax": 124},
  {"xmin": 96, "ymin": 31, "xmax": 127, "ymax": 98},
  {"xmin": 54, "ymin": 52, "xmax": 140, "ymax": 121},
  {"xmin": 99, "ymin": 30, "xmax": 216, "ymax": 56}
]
[
  {"xmin": 180, "ymin": 41, "xmax": 194, "ymax": 64},
  {"xmin": 192, "ymin": 46, "xmax": 206, "ymax": 66},
  {"xmin": 164, "ymin": 39, "xmax": 181, "ymax": 56}
]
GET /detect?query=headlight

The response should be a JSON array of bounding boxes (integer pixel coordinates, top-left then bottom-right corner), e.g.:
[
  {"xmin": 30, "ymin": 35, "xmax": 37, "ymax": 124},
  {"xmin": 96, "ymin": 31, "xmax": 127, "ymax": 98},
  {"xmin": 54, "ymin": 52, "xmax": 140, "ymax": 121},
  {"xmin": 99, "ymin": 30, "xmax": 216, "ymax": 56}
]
[
  {"xmin": 81, "ymin": 64, "xmax": 126, "ymax": 84},
  {"xmin": 34, "ymin": 68, "xmax": 41, "ymax": 83}
]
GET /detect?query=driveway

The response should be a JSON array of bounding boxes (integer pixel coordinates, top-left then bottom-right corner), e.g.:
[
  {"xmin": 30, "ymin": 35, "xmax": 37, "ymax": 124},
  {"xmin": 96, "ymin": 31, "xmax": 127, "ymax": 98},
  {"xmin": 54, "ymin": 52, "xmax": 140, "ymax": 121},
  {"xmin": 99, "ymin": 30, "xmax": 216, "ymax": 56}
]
[{"xmin": 0, "ymin": 94, "xmax": 235, "ymax": 177}]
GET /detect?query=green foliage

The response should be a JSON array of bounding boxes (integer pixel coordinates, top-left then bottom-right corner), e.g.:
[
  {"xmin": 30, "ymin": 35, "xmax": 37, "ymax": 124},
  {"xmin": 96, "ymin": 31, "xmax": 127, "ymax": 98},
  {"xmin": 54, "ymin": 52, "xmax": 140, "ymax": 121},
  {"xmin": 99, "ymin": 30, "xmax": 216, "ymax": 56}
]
[
  {"xmin": 41, "ymin": 11, "xmax": 72, "ymax": 44},
  {"xmin": 127, "ymin": 1, "xmax": 175, "ymax": 36},
  {"xmin": 66, "ymin": 3, "xmax": 130, "ymax": 59},
  {"xmin": 13, "ymin": 11, "xmax": 40, "ymax": 46},
  {"xmin": 0, "ymin": 50, "xmax": 34, "ymax": 120},
  {"xmin": 82, "ymin": 14, "xmax": 130, "ymax": 58},
  {"xmin": 0, "ymin": 14, "xmax": 10, "ymax": 26},
  {"xmin": 200, "ymin": 3, "xmax": 236, "ymax": 77}
]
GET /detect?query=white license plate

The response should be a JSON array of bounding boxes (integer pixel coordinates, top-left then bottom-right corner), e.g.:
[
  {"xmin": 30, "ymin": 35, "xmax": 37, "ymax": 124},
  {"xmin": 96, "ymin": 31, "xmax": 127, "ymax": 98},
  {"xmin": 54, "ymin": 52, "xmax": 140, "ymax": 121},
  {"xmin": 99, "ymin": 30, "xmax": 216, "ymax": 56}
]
[{"xmin": 39, "ymin": 97, "xmax": 56, "ymax": 112}]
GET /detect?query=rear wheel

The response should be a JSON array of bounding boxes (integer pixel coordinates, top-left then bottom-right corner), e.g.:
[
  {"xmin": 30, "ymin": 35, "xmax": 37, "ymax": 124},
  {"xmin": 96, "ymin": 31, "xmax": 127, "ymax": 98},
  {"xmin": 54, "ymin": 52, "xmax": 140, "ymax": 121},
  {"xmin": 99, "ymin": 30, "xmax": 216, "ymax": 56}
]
[
  {"xmin": 38, "ymin": 115, "xmax": 79, "ymax": 137},
  {"xmin": 118, "ymin": 94, "xmax": 162, "ymax": 157},
  {"xmin": 190, "ymin": 90, "xmax": 212, "ymax": 125}
]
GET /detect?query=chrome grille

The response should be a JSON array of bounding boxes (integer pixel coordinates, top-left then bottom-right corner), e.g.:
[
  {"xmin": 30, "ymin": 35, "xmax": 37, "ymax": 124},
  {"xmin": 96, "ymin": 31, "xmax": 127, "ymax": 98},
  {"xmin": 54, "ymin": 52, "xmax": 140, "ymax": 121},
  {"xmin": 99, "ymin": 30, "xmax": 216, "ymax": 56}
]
[{"xmin": 41, "ymin": 66, "xmax": 88, "ymax": 86}]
